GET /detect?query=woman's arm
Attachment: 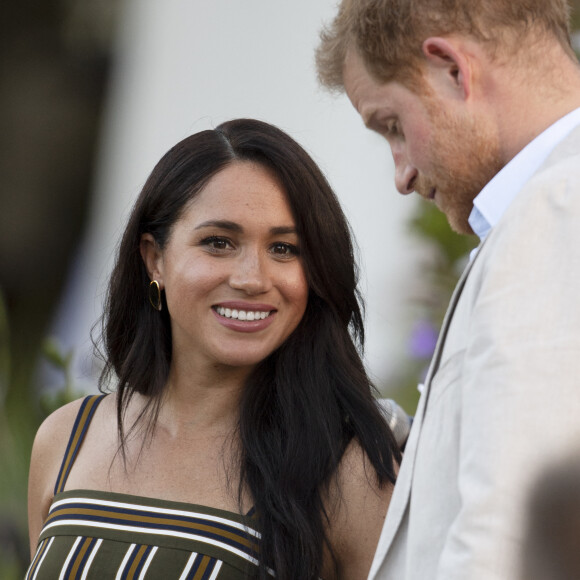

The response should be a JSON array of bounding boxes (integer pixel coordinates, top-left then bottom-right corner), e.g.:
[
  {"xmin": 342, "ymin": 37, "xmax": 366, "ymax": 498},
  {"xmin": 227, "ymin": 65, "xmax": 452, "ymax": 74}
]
[
  {"xmin": 323, "ymin": 440, "xmax": 396, "ymax": 579},
  {"xmin": 27, "ymin": 398, "xmax": 84, "ymax": 557}
]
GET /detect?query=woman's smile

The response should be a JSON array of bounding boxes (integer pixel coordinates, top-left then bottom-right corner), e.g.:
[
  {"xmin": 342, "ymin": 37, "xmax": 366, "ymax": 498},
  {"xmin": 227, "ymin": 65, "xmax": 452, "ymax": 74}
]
[{"xmin": 212, "ymin": 301, "xmax": 277, "ymax": 332}]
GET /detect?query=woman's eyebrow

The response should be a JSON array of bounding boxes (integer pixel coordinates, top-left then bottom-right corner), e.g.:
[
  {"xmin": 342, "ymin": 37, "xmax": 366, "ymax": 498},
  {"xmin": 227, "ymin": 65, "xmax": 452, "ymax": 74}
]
[
  {"xmin": 194, "ymin": 220, "xmax": 243, "ymax": 232},
  {"xmin": 270, "ymin": 226, "xmax": 297, "ymax": 235},
  {"xmin": 195, "ymin": 221, "xmax": 297, "ymax": 236}
]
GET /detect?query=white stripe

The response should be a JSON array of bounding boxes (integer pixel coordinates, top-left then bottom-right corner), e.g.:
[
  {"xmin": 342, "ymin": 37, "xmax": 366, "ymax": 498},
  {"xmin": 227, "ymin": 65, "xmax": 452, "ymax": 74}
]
[
  {"xmin": 115, "ymin": 544, "xmax": 136, "ymax": 580},
  {"xmin": 208, "ymin": 560, "xmax": 223, "ymax": 580},
  {"xmin": 42, "ymin": 519, "xmax": 259, "ymax": 565},
  {"xmin": 138, "ymin": 546, "xmax": 158, "ymax": 579},
  {"xmin": 59, "ymin": 536, "xmax": 82, "ymax": 580},
  {"xmin": 80, "ymin": 538, "xmax": 103, "ymax": 580},
  {"xmin": 28, "ymin": 537, "xmax": 55, "ymax": 580},
  {"xmin": 50, "ymin": 496, "xmax": 260, "ymax": 537},
  {"xmin": 178, "ymin": 552, "xmax": 199, "ymax": 580}
]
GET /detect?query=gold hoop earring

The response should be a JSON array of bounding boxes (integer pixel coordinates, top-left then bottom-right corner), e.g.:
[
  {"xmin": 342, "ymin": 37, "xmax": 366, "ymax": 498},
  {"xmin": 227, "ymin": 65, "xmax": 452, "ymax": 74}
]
[{"xmin": 149, "ymin": 280, "xmax": 162, "ymax": 311}]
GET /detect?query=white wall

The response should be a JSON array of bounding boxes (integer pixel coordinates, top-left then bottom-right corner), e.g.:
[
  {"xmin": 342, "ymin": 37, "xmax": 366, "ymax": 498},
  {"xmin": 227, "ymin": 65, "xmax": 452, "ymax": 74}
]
[{"xmin": 53, "ymin": 0, "xmax": 423, "ymax": 393}]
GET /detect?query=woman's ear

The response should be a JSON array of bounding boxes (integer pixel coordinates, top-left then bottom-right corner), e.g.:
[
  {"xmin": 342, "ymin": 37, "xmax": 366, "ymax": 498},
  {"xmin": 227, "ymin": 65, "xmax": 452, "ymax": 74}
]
[
  {"xmin": 422, "ymin": 37, "xmax": 472, "ymax": 100},
  {"xmin": 140, "ymin": 233, "xmax": 164, "ymax": 284}
]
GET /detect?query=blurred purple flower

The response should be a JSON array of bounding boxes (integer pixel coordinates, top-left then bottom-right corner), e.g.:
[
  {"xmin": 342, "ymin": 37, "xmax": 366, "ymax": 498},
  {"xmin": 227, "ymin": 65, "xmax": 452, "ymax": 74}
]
[{"xmin": 409, "ymin": 320, "xmax": 439, "ymax": 359}]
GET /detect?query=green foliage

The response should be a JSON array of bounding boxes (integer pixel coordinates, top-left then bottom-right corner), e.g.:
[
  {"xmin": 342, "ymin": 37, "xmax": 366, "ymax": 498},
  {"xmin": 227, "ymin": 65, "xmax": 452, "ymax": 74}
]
[
  {"xmin": 410, "ymin": 202, "xmax": 477, "ymax": 267},
  {"xmin": 0, "ymin": 289, "xmax": 82, "ymax": 578},
  {"xmin": 0, "ymin": 292, "xmax": 9, "ymax": 406},
  {"xmin": 386, "ymin": 200, "xmax": 477, "ymax": 414},
  {"xmin": 39, "ymin": 338, "xmax": 80, "ymax": 416},
  {"xmin": 572, "ymin": 0, "xmax": 580, "ymax": 32},
  {"xmin": 0, "ymin": 291, "xmax": 29, "ymax": 577}
]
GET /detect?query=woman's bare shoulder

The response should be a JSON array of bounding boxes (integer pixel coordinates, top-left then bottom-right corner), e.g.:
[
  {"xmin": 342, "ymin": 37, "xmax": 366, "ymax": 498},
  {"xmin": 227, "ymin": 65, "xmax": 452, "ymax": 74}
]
[
  {"xmin": 32, "ymin": 394, "xmax": 114, "ymax": 470},
  {"xmin": 33, "ymin": 398, "xmax": 86, "ymax": 457}
]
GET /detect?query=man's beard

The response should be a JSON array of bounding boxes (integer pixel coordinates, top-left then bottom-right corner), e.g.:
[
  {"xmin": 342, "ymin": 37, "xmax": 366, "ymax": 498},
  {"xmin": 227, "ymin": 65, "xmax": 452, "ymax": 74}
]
[{"xmin": 415, "ymin": 102, "xmax": 505, "ymax": 235}]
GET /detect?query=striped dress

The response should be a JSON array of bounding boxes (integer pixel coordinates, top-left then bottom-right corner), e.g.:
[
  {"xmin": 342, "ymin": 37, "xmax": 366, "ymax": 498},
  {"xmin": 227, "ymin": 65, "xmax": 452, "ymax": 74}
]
[{"xmin": 27, "ymin": 395, "xmax": 262, "ymax": 580}]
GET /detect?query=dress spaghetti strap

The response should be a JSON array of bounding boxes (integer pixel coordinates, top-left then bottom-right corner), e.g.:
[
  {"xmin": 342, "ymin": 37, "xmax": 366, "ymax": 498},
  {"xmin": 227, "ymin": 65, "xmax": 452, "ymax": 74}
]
[{"xmin": 53, "ymin": 394, "xmax": 106, "ymax": 495}]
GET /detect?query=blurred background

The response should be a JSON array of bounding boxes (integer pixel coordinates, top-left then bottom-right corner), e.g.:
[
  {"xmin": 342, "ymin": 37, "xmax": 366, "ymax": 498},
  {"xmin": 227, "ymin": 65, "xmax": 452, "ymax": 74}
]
[{"xmin": 1, "ymin": 0, "xmax": 579, "ymax": 576}]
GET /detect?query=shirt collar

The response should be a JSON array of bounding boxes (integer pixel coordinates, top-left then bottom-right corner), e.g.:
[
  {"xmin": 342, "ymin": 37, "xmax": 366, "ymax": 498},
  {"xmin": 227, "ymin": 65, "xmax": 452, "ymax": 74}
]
[{"xmin": 468, "ymin": 106, "xmax": 580, "ymax": 244}]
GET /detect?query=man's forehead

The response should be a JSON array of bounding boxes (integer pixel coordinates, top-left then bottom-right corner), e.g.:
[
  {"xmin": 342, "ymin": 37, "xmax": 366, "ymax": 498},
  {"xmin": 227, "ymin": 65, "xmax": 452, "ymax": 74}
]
[
  {"xmin": 342, "ymin": 48, "xmax": 374, "ymax": 90},
  {"xmin": 343, "ymin": 51, "xmax": 400, "ymax": 123}
]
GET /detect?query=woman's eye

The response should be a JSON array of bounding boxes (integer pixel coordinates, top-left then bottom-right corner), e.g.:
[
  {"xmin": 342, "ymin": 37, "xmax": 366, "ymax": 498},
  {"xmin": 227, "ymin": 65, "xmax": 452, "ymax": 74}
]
[
  {"xmin": 271, "ymin": 242, "xmax": 299, "ymax": 257},
  {"xmin": 201, "ymin": 236, "xmax": 231, "ymax": 252}
]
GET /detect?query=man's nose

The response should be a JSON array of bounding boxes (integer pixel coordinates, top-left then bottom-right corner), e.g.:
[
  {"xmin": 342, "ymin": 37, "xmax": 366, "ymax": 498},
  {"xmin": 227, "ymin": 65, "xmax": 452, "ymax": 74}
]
[
  {"xmin": 229, "ymin": 250, "xmax": 273, "ymax": 295},
  {"xmin": 392, "ymin": 148, "xmax": 417, "ymax": 195}
]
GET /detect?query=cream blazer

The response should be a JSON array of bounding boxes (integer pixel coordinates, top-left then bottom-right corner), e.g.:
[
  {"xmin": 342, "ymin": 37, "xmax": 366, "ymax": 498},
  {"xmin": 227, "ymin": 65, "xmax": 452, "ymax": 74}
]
[{"xmin": 370, "ymin": 125, "xmax": 580, "ymax": 580}]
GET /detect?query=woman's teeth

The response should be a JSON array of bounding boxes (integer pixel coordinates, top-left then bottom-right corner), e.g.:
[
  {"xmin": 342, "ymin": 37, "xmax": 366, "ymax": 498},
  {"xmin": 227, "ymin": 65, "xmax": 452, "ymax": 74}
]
[{"xmin": 216, "ymin": 307, "xmax": 271, "ymax": 321}]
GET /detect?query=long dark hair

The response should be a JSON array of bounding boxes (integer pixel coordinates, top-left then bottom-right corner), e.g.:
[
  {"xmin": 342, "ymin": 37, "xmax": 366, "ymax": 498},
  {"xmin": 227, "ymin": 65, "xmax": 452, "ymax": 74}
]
[{"xmin": 99, "ymin": 118, "xmax": 400, "ymax": 579}]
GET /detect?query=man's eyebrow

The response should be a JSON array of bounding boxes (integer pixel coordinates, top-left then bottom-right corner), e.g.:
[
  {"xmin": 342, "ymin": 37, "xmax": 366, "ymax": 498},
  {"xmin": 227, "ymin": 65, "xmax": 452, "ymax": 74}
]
[{"xmin": 194, "ymin": 220, "xmax": 243, "ymax": 232}]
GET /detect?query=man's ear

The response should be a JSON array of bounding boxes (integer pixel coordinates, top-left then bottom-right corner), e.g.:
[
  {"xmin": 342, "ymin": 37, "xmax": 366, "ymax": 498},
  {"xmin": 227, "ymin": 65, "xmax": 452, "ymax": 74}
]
[
  {"xmin": 140, "ymin": 233, "xmax": 164, "ymax": 285},
  {"xmin": 422, "ymin": 37, "xmax": 471, "ymax": 100}
]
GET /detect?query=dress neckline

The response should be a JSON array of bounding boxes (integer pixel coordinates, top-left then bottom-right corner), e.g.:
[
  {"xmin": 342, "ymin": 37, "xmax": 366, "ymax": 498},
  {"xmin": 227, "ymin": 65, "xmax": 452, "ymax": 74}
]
[{"xmin": 53, "ymin": 488, "xmax": 256, "ymax": 520}]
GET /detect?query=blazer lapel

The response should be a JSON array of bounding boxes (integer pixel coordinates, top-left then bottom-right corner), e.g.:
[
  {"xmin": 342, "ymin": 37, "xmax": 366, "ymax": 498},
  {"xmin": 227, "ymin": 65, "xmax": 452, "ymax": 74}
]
[
  {"xmin": 374, "ymin": 243, "xmax": 486, "ymax": 565},
  {"xmin": 421, "ymin": 250, "xmax": 479, "ymax": 404}
]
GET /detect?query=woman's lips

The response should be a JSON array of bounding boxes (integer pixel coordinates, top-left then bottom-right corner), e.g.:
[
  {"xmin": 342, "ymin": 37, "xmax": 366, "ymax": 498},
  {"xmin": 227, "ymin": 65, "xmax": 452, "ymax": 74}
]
[
  {"xmin": 214, "ymin": 306, "xmax": 272, "ymax": 321},
  {"xmin": 212, "ymin": 303, "xmax": 277, "ymax": 332}
]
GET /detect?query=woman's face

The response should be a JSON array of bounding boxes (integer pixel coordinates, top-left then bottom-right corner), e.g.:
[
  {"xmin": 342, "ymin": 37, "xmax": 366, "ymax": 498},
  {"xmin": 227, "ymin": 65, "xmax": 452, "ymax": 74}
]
[{"xmin": 142, "ymin": 161, "xmax": 309, "ymax": 373}]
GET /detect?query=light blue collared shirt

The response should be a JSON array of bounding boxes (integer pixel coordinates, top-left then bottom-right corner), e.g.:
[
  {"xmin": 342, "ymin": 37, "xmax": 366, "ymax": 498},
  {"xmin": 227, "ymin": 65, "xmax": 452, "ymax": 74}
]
[{"xmin": 468, "ymin": 107, "xmax": 580, "ymax": 258}]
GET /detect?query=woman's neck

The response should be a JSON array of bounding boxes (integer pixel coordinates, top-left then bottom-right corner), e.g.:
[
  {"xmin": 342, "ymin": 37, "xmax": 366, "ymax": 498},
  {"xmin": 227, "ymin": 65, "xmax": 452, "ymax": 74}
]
[{"xmin": 152, "ymin": 362, "xmax": 250, "ymax": 438}]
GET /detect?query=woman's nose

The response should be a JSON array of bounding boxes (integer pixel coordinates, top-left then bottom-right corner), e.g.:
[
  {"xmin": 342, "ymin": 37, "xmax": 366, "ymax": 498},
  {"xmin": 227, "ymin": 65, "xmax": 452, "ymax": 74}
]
[{"xmin": 228, "ymin": 251, "xmax": 273, "ymax": 295}]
